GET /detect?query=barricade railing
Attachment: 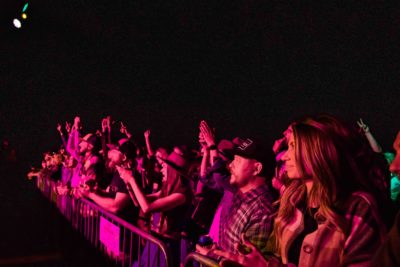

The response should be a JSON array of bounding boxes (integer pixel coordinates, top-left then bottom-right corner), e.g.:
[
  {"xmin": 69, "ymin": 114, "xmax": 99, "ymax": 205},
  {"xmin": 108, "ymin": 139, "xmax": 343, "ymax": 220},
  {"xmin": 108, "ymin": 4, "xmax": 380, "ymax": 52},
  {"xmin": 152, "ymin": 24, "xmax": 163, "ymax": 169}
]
[
  {"xmin": 35, "ymin": 176, "xmax": 172, "ymax": 267},
  {"xmin": 184, "ymin": 252, "xmax": 220, "ymax": 267}
]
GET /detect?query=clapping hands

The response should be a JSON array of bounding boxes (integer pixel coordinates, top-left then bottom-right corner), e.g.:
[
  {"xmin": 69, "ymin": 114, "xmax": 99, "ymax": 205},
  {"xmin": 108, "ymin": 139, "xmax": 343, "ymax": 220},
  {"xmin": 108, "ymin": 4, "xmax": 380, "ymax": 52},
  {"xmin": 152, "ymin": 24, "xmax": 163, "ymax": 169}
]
[
  {"xmin": 199, "ymin": 120, "xmax": 216, "ymax": 147},
  {"xmin": 102, "ymin": 116, "xmax": 111, "ymax": 132}
]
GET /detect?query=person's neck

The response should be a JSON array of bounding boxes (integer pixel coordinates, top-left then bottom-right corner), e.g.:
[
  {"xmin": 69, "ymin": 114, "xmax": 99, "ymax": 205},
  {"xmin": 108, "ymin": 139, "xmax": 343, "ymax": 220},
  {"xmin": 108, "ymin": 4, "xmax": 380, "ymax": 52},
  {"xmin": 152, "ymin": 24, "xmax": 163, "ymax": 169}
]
[
  {"xmin": 239, "ymin": 176, "xmax": 265, "ymax": 194},
  {"xmin": 305, "ymin": 179, "xmax": 313, "ymax": 194},
  {"xmin": 305, "ymin": 179, "xmax": 318, "ymax": 208}
]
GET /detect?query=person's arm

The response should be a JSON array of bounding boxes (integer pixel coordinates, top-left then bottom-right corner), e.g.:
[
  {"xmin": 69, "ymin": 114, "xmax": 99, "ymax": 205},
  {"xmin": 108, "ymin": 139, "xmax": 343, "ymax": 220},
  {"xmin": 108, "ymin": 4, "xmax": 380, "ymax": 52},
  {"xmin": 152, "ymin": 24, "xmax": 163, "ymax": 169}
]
[
  {"xmin": 196, "ymin": 145, "xmax": 210, "ymax": 194},
  {"xmin": 198, "ymin": 158, "xmax": 235, "ymax": 193},
  {"xmin": 67, "ymin": 128, "xmax": 79, "ymax": 160},
  {"xmin": 206, "ymin": 234, "xmax": 270, "ymax": 267},
  {"xmin": 27, "ymin": 169, "xmax": 42, "ymax": 180},
  {"xmin": 357, "ymin": 118, "xmax": 383, "ymax": 153},
  {"xmin": 144, "ymin": 129, "xmax": 154, "ymax": 157},
  {"xmin": 120, "ymin": 122, "xmax": 133, "ymax": 139},
  {"xmin": 105, "ymin": 116, "xmax": 112, "ymax": 145},
  {"xmin": 100, "ymin": 117, "xmax": 109, "ymax": 159},
  {"xmin": 146, "ymin": 190, "xmax": 162, "ymax": 201},
  {"xmin": 117, "ymin": 166, "xmax": 186, "ymax": 214},
  {"xmin": 65, "ymin": 121, "xmax": 71, "ymax": 135},
  {"xmin": 66, "ymin": 116, "xmax": 82, "ymax": 160},
  {"xmin": 57, "ymin": 123, "xmax": 68, "ymax": 149},
  {"xmin": 83, "ymin": 189, "xmax": 130, "ymax": 214},
  {"xmin": 200, "ymin": 147, "xmax": 210, "ymax": 178}
]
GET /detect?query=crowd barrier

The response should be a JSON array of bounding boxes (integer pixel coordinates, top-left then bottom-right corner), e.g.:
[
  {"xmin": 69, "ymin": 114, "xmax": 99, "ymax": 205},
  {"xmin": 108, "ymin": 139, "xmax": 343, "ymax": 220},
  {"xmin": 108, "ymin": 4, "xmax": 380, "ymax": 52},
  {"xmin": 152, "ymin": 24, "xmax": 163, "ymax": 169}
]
[
  {"xmin": 36, "ymin": 176, "xmax": 221, "ymax": 267},
  {"xmin": 184, "ymin": 252, "xmax": 219, "ymax": 267},
  {"xmin": 35, "ymin": 176, "xmax": 172, "ymax": 267}
]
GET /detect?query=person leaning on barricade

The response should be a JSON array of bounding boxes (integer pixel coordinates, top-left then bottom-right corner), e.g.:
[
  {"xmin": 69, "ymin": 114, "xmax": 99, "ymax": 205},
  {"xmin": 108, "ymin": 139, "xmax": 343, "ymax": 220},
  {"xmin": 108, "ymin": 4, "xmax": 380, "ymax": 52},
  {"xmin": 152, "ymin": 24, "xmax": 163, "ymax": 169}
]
[
  {"xmin": 117, "ymin": 145, "xmax": 194, "ymax": 267},
  {"xmin": 78, "ymin": 139, "xmax": 139, "ymax": 224}
]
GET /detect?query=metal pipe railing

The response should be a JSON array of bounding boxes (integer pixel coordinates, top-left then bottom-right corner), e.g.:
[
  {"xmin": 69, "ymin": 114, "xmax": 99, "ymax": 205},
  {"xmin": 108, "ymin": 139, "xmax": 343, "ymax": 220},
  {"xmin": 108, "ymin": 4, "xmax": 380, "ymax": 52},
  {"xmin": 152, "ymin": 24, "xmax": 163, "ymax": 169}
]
[
  {"xmin": 184, "ymin": 252, "xmax": 220, "ymax": 267},
  {"xmin": 35, "ymin": 177, "xmax": 172, "ymax": 267}
]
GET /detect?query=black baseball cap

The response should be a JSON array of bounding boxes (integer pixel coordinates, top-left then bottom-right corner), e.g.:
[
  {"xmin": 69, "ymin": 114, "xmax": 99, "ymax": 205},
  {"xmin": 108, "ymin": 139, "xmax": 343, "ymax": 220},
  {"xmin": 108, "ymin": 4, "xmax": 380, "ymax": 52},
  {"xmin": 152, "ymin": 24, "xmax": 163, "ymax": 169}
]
[{"xmin": 233, "ymin": 138, "xmax": 275, "ymax": 178}]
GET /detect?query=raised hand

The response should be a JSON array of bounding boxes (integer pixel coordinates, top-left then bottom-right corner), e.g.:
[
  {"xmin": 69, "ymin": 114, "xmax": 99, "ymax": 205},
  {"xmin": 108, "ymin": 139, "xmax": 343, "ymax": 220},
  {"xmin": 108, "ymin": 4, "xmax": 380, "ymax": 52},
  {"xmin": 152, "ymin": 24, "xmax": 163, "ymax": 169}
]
[
  {"xmin": 56, "ymin": 123, "xmax": 62, "ymax": 133},
  {"xmin": 101, "ymin": 118, "xmax": 108, "ymax": 132},
  {"xmin": 120, "ymin": 122, "xmax": 132, "ymax": 139},
  {"xmin": 199, "ymin": 120, "xmax": 216, "ymax": 147},
  {"xmin": 120, "ymin": 122, "xmax": 126, "ymax": 134},
  {"xmin": 144, "ymin": 129, "xmax": 151, "ymax": 139},
  {"xmin": 357, "ymin": 118, "xmax": 369, "ymax": 133},
  {"xmin": 73, "ymin": 116, "xmax": 81, "ymax": 130},
  {"xmin": 105, "ymin": 116, "xmax": 111, "ymax": 130},
  {"xmin": 65, "ymin": 121, "xmax": 71, "ymax": 133}
]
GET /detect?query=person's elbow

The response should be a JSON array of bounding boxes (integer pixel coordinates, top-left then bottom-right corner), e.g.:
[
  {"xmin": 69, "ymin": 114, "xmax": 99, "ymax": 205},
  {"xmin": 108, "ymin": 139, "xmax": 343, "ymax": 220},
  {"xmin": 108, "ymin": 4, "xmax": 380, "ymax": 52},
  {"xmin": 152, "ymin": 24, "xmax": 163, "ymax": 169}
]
[
  {"xmin": 141, "ymin": 205, "xmax": 152, "ymax": 214},
  {"xmin": 108, "ymin": 205, "xmax": 120, "ymax": 214}
]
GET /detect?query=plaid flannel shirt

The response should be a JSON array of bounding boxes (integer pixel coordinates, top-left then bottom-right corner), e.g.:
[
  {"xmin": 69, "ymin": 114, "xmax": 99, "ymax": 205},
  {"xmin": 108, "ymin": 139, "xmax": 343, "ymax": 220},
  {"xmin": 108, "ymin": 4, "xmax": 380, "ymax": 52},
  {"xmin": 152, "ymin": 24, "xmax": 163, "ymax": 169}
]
[
  {"xmin": 270, "ymin": 191, "xmax": 387, "ymax": 267},
  {"xmin": 218, "ymin": 183, "xmax": 276, "ymax": 258}
]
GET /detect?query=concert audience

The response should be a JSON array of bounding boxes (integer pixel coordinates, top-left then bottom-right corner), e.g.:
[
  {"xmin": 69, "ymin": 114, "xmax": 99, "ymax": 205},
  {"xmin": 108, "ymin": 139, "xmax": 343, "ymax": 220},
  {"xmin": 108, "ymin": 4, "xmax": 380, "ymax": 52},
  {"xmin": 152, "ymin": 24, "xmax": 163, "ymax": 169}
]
[
  {"xmin": 210, "ymin": 115, "xmax": 390, "ymax": 267},
  {"xmin": 28, "ymin": 114, "xmax": 400, "ymax": 267}
]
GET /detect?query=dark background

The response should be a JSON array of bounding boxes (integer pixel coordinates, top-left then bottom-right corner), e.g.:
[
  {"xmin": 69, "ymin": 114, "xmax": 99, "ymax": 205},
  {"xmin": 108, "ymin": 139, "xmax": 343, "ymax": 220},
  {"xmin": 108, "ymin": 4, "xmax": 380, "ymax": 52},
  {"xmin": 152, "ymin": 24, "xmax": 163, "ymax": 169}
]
[{"xmin": 1, "ymin": 1, "xmax": 399, "ymax": 167}]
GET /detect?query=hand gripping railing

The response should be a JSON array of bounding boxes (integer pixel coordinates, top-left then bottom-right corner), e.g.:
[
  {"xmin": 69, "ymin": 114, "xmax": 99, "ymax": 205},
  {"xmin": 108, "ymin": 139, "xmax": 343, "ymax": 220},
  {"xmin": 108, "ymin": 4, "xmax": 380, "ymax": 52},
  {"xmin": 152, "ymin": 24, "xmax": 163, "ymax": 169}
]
[
  {"xmin": 184, "ymin": 252, "xmax": 220, "ymax": 267},
  {"xmin": 35, "ymin": 177, "xmax": 172, "ymax": 267}
]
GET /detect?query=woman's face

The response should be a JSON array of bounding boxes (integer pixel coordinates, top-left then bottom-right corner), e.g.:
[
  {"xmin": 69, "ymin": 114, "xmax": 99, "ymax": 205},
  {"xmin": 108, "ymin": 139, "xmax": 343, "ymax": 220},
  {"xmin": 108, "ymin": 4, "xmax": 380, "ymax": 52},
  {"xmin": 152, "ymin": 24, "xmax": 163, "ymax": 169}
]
[
  {"xmin": 282, "ymin": 131, "xmax": 301, "ymax": 179},
  {"xmin": 155, "ymin": 149, "xmax": 168, "ymax": 165},
  {"xmin": 155, "ymin": 151, "xmax": 163, "ymax": 165}
]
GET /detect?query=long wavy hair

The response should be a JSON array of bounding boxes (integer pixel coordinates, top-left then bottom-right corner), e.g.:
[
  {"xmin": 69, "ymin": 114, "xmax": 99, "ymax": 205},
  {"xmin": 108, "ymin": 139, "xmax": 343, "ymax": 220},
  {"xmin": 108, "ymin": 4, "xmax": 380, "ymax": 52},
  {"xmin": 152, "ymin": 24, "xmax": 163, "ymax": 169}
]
[{"xmin": 273, "ymin": 115, "xmax": 383, "ymax": 251}]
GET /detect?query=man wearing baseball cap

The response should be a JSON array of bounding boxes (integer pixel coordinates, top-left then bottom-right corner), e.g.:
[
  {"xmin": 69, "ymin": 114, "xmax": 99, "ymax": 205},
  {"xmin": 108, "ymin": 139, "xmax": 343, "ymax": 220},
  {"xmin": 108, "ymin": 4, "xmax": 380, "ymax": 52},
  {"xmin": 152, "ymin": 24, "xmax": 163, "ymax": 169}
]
[
  {"xmin": 204, "ymin": 137, "xmax": 277, "ymax": 262},
  {"xmin": 79, "ymin": 139, "xmax": 138, "ymax": 223}
]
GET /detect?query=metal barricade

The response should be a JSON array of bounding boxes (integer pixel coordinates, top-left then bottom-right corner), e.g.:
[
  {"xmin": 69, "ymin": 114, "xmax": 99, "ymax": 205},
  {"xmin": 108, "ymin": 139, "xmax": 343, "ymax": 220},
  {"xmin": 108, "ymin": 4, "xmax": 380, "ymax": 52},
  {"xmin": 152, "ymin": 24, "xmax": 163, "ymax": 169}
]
[
  {"xmin": 184, "ymin": 252, "xmax": 220, "ymax": 267},
  {"xmin": 35, "ymin": 177, "xmax": 172, "ymax": 267}
]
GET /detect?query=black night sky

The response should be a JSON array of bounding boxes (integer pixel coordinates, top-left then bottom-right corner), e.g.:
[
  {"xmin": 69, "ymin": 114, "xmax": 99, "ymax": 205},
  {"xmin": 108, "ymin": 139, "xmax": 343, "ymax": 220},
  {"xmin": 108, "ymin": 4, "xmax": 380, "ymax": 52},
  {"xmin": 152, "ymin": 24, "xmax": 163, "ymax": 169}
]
[{"xmin": 1, "ymin": 1, "xmax": 399, "ymax": 167}]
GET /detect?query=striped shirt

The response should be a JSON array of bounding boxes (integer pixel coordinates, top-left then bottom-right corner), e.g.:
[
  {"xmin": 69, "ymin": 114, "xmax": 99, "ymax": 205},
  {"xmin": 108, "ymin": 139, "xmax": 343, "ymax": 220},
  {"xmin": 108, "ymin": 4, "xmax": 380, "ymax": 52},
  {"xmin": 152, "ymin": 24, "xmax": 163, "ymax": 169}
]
[{"xmin": 218, "ymin": 183, "xmax": 276, "ymax": 258}]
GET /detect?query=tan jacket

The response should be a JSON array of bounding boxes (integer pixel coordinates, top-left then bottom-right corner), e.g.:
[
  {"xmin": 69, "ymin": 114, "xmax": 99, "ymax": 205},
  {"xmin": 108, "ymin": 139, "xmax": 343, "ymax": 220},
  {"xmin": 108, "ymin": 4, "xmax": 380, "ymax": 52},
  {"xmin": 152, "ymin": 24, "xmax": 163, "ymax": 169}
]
[{"xmin": 273, "ymin": 192, "xmax": 386, "ymax": 267}]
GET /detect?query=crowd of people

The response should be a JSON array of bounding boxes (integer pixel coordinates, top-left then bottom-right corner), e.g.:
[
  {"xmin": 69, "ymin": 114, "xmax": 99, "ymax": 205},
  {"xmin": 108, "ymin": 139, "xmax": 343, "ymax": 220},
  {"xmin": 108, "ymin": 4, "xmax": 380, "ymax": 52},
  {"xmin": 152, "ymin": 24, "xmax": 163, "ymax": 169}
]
[{"xmin": 27, "ymin": 114, "xmax": 400, "ymax": 267}]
